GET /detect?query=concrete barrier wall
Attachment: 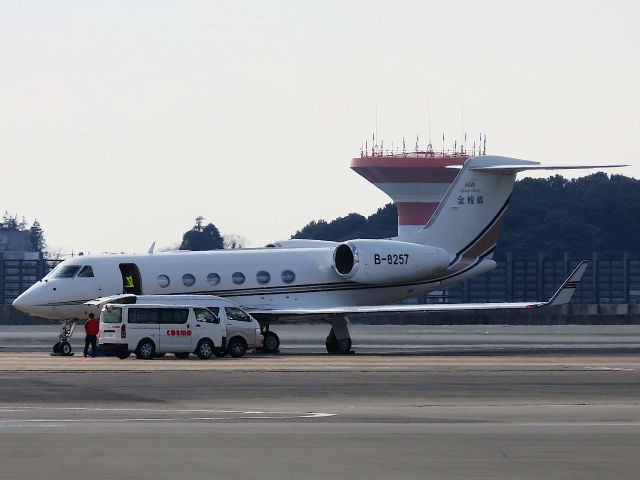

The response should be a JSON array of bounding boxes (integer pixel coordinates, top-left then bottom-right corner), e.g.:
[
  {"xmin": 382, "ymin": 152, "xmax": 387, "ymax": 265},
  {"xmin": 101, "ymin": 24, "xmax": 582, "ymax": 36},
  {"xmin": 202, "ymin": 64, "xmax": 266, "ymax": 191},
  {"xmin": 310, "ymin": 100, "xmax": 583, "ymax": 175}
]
[
  {"xmin": 4, "ymin": 304, "xmax": 640, "ymax": 326},
  {"xmin": 0, "ymin": 306, "xmax": 54, "ymax": 325}
]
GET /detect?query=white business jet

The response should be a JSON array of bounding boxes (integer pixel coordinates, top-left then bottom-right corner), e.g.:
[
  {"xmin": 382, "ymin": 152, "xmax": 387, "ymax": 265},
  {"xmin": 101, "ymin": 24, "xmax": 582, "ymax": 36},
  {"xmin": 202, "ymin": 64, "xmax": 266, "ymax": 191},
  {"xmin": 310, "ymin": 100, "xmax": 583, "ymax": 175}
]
[{"xmin": 12, "ymin": 156, "xmax": 621, "ymax": 355}]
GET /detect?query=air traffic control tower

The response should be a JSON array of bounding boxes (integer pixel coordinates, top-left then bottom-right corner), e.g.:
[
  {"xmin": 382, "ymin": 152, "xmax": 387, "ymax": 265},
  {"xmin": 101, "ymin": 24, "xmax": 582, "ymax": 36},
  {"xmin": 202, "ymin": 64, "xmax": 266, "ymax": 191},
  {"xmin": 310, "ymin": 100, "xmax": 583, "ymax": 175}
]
[{"xmin": 351, "ymin": 141, "xmax": 485, "ymax": 237}]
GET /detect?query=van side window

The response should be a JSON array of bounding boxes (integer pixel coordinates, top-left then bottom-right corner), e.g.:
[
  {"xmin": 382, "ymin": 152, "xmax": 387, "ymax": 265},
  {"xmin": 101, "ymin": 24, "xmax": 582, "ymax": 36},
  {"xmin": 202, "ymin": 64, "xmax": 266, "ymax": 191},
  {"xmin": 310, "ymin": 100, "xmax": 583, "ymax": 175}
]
[
  {"xmin": 225, "ymin": 307, "xmax": 251, "ymax": 322},
  {"xmin": 208, "ymin": 307, "xmax": 220, "ymax": 317},
  {"xmin": 159, "ymin": 308, "xmax": 189, "ymax": 324},
  {"xmin": 77, "ymin": 266, "xmax": 95, "ymax": 278},
  {"xmin": 128, "ymin": 308, "xmax": 158, "ymax": 324},
  {"xmin": 194, "ymin": 308, "xmax": 219, "ymax": 324}
]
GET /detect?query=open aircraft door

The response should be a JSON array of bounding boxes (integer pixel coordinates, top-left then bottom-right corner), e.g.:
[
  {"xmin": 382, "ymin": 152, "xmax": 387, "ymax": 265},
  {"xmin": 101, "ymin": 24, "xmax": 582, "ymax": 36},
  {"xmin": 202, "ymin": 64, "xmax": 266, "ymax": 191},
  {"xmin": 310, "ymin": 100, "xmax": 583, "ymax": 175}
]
[{"xmin": 119, "ymin": 263, "xmax": 143, "ymax": 295}]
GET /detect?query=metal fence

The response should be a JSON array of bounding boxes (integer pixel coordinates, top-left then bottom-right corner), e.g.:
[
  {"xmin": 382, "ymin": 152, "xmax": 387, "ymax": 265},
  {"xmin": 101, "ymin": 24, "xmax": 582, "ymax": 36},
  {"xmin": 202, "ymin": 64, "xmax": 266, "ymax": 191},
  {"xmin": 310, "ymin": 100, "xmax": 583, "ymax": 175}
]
[
  {"xmin": 0, "ymin": 259, "xmax": 60, "ymax": 304},
  {"xmin": 429, "ymin": 253, "xmax": 640, "ymax": 304},
  {"xmin": 2, "ymin": 255, "xmax": 640, "ymax": 305}
]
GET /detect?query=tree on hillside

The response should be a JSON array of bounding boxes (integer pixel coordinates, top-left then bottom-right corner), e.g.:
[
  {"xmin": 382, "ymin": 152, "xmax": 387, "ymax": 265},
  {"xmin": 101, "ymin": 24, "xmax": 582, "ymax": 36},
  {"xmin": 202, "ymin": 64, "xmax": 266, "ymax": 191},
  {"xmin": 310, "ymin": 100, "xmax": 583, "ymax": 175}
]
[
  {"xmin": 179, "ymin": 216, "xmax": 224, "ymax": 251},
  {"xmin": 1, "ymin": 212, "xmax": 47, "ymax": 254},
  {"xmin": 29, "ymin": 220, "xmax": 46, "ymax": 253}
]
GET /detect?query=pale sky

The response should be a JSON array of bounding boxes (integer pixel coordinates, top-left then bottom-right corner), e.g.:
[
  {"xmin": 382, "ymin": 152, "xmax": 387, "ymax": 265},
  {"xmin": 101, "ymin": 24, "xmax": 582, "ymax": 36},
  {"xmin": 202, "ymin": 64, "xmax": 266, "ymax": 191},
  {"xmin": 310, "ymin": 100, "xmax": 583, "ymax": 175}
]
[{"xmin": 1, "ymin": 0, "xmax": 638, "ymax": 254}]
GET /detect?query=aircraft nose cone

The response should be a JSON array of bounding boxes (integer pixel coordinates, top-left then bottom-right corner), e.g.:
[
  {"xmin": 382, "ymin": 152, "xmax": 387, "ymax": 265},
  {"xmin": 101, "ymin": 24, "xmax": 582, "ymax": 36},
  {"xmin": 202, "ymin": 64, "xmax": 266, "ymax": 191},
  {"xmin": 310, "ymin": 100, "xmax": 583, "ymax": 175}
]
[
  {"xmin": 12, "ymin": 293, "xmax": 28, "ymax": 312},
  {"xmin": 12, "ymin": 288, "xmax": 39, "ymax": 315}
]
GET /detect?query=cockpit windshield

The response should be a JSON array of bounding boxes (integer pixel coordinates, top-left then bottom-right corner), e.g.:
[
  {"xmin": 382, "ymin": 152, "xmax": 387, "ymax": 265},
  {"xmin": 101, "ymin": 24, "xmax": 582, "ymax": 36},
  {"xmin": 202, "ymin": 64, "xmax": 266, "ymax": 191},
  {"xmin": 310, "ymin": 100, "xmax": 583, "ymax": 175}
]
[
  {"xmin": 50, "ymin": 265, "xmax": 82, "ymax": 278},
  {"xmin": 77, "ymin": 266, "xmax": 95, "ymax": 278}
]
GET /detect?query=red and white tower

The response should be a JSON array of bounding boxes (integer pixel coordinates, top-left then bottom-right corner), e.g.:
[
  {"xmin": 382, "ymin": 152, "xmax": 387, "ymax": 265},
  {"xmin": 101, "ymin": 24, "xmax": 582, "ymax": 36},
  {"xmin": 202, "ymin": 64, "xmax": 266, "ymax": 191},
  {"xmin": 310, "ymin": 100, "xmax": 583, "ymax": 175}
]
[{"xmin": 351, "ymin": 144, "xmax": 481, "ymax": 237}]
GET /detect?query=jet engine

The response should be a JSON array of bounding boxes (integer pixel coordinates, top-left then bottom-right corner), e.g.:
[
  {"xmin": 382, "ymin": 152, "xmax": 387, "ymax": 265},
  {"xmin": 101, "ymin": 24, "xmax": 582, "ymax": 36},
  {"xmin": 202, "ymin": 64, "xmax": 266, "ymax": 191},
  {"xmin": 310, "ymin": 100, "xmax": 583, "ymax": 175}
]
[{"xmin": 333, "ymin": 239, "xmax": 450, "ymax": 284}]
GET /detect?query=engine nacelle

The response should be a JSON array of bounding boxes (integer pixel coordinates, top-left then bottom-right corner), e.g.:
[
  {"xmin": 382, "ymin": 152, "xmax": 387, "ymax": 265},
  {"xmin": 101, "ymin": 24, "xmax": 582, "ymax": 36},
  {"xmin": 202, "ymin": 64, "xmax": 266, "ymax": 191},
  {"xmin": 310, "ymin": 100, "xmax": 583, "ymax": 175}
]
[{"xmin": 333, "ymin": 239, "xmax": 450, "ymax": 284}]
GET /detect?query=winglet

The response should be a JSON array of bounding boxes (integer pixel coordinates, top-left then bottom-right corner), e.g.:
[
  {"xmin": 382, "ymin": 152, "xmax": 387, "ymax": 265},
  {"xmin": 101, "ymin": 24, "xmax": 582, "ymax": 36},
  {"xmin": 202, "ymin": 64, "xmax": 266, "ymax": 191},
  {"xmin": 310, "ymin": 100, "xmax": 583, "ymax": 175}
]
[
  {"xmin": 148, "ymin": 242, "xmax": 156, "ymax": 254},
  {"xmin": 546, "ymin": 261, "xmax": 589, "ymax": 306}
]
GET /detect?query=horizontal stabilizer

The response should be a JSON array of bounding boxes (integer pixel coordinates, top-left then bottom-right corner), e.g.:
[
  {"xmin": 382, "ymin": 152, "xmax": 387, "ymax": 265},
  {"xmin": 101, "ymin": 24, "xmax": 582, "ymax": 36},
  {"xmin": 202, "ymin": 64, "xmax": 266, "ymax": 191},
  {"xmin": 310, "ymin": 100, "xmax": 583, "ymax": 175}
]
[{"xmin": 470, "ymin": 163, "xmax": 627, "ymax": 173}]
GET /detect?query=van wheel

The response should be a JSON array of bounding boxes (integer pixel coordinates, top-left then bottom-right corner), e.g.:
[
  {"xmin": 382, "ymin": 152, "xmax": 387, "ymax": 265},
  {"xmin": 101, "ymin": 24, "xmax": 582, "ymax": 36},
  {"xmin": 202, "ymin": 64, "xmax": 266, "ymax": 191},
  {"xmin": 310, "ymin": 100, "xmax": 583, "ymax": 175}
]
[
  {"xmin": 196, "ymin": 339, "xmax": 214, "ymax": 360},
  {"xmin": 136, "ymin": 339, "xmax": 155, "ymax": 360},
  {"xmin": 228, "ymin": 337, "xmax": 247, "ymax": 358},
  {"xmin": 117, "ymin": 352, "xmax": 131, "ymax": 360},
  {"xmin": 174, "ymin": 352, "xmax": 190, "ymax": 359},
  {"xmin": 213, "ymin": 348, "xmax": 227, "ymax": 358}
]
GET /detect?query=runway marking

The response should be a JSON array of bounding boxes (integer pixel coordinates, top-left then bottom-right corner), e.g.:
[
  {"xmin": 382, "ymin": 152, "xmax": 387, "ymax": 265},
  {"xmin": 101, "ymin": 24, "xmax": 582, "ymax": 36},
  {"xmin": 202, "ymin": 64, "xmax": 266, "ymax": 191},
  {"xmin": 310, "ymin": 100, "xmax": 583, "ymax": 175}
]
[
  {"xmin": 514, "ymin": 421, "xmax": 640, "ymax": 426},
  {"xmin": 0, "ymin": 406, "xmax": 337, "ymax": 424},
  {"xmin": 582, "ymin": 366, "xmax": 636, "ymax": 371}
]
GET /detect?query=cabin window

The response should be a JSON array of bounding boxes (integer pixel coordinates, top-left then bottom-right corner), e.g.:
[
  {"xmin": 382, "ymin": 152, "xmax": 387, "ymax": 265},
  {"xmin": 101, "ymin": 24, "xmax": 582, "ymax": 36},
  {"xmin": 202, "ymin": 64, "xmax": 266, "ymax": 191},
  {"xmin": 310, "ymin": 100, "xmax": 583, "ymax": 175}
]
[
  {"xmin": 182, "ymin": 273, "xmax": 196, "ymax": 287},
  {"xmin": 256, "ymin": 271, "xmax": 270, "ymax": 284},
  {"xmin": 281, "ymin": 269, "xmax": 295, "ymax": 283},
  {"xmin": 50, "ymin": 265, "xmax": 81, "ymax": 278},
  {"xmin": 207, "ymin": 273, "xmax": 221, "ymax": 286},
  {"xmin": 157, "ymin": 275, "xmax": 170, "ymax": 288},
  {"xmin": 77, "ymin": 266, "xmax": 95, "ymax": 278},
  {"xmin": 232, "ymin": 272, "xmax": 245, "ymax": 285}
]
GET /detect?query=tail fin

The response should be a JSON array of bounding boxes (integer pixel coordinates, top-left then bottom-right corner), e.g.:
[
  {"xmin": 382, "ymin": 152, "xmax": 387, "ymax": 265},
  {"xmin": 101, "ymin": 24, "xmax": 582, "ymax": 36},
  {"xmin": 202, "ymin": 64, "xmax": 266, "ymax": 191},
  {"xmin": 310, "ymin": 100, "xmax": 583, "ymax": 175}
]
[
  {"xmin": 401, "ymin": 156, "xmax": 530, "ymax": 262},
  {"xmin": 401, "ymin": 156, "xmax": 625, "ymax": 265}
]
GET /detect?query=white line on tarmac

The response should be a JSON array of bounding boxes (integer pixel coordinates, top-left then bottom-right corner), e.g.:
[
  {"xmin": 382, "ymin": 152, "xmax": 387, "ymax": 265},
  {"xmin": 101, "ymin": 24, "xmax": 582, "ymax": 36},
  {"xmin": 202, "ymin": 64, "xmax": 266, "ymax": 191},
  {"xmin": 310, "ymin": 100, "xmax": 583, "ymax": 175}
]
[
  {"xmin": 0, "ymin": 406, "xmax": 337, "ymax": 420},
  {"xmin": 582, "ymin": 366, "xmax": 636, "ymax": 371}
]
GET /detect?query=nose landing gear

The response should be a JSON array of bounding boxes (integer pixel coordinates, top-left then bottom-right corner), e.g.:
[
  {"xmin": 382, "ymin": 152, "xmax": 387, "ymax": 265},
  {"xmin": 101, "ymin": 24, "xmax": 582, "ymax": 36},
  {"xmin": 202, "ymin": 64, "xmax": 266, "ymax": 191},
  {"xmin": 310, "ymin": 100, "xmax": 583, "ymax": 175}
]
[{"xmin": 51, "ymin": 319, "xmax": 77, "ymax": 356}]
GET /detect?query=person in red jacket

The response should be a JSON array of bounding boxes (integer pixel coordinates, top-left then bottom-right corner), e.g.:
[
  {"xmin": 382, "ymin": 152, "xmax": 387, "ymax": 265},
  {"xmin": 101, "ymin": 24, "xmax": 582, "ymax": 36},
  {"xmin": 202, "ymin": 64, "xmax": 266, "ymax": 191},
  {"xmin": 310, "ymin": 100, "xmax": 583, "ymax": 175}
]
[{"xmin": 84, "ymin": 313, "xmax": 99, "ymax": 358}]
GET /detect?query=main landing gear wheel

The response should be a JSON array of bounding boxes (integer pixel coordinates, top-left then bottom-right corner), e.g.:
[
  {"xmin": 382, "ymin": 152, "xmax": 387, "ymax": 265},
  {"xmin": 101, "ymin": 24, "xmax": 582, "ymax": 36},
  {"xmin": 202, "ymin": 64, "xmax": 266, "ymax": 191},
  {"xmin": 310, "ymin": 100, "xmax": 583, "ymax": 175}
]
[
  {"xmin": 325, "ymin": 330, "xmax": 352, "ymax": 355},
  {"xmin": 262, "ymin": 331, "xmax": 280, "ymax": 354}
]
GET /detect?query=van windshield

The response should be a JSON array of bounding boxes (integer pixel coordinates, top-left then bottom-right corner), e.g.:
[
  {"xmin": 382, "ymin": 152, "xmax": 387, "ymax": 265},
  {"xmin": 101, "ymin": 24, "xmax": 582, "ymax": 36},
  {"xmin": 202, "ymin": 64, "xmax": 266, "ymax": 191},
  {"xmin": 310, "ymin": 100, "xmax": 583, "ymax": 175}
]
[{"xmin": 102, "ymin": 307, "xmax": 122, "ymax": 324}]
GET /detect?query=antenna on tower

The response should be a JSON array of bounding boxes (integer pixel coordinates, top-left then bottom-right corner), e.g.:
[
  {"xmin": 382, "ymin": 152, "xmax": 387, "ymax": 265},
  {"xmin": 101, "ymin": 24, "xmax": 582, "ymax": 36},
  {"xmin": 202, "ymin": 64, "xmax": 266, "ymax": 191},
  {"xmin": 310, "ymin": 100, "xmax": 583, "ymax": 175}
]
[
  {"xmin": 427, "ymin": 98, "xmax": 432, "ymax": 148},
  {"xmin": 375, "ymin": 101, "xmax": 378, "ymax": 148},
  {"xmin": 461, "ymin": 103, "xmax": 464, "ymax": 153}
]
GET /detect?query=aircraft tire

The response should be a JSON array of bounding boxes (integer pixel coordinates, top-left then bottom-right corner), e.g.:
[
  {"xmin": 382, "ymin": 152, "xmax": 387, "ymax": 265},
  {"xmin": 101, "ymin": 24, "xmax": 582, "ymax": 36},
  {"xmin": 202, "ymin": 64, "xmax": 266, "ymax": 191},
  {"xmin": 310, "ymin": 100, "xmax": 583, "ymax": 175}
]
[
  {"xmin": 326, "ymin": 331, "xmax": 351, "ymax": 354},
  {"xmin": 325, "ymin": 331, "xmax": 338, "ymax": 353},
  {"xmin": 52, "ymin": 342, "xmax": 61, "ymax": 354},
  {"xmin": 196, "ymin": 339, "xmax": 214, "ymax": 360},
  {"xmin": 60, "ymin": 341, "xmax": 72, "ymax": 356},
  {"xmin": 136, "ymin": 339, "xmax": 156, "ymax": 360},
  {"xmin": 262, "ymin": 331, "xmax": 280, "ymax": 354},
  {"xmin": 228, "ymin": 337, "xmax": 247, "ymax": 358},
  {"xmin": 336, "ymin": 338, "xmax": 352, "ymax": 354}
]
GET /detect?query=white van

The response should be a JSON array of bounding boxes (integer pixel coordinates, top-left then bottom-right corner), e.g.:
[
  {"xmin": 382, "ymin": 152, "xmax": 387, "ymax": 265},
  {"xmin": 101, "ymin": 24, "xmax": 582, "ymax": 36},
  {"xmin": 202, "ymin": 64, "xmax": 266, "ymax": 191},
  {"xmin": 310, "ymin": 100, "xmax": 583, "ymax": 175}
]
[
  {"xmin": 99, "ymin": 304, "xmax": 225, "ymax": 360},
  {"xmin": 95, "ymin": 294, "xmax": 263, "ymax": 359}
]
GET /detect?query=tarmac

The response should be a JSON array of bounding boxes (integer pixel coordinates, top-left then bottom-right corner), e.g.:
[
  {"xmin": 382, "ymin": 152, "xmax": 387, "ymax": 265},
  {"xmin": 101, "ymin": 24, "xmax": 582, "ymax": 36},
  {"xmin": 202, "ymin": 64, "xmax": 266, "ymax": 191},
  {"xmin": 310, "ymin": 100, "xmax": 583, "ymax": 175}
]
[{"xmin": 1, "ymin": 325, "xmax": 640, "ymax": 479}]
